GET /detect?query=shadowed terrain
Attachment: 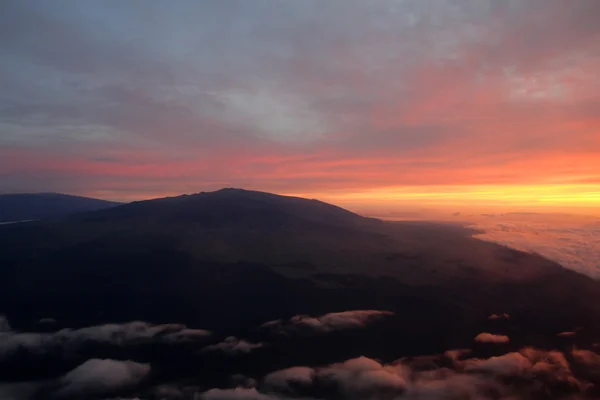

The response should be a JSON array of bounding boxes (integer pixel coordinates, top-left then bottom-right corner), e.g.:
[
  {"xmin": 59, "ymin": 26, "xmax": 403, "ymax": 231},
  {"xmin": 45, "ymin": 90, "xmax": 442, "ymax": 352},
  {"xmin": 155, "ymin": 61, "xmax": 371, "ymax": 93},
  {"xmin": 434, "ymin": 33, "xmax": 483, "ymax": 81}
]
[
  {"xmin": 1, "ymin": 189, "xmax": 600, "ymax": 399},
  {"xmin": 0, "ymin": 193, "xmax": 122, "ymax": 223}
]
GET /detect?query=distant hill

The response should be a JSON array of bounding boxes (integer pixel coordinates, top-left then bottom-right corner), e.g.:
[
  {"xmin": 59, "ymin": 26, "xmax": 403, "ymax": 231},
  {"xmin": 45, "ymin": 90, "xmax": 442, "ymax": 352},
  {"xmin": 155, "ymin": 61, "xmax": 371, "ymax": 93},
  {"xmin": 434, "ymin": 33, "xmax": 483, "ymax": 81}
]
[{"xmin": 0, "ymin": 193, "xmax": 122, "ymax": 223}]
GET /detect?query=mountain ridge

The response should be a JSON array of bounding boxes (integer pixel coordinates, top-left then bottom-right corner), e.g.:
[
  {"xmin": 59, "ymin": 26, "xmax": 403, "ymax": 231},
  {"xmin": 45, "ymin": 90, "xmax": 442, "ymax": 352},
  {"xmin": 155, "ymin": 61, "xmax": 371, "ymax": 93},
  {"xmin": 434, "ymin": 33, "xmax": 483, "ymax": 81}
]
[{"xmin": 0, "ymin": 192, "xmax": 122, "ymax": 223}]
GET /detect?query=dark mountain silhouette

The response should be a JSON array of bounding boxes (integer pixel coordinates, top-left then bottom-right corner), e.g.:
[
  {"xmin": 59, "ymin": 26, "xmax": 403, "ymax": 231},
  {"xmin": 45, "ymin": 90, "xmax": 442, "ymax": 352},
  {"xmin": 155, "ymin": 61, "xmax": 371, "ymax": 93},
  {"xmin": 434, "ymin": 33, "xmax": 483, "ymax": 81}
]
[
  {"xmin": 1, "ymin": 188, "xmax": 600, "ymax": 390},
  {"xmin": 0, "ymin": 193, "xmax": 121, "ymax": 223}
]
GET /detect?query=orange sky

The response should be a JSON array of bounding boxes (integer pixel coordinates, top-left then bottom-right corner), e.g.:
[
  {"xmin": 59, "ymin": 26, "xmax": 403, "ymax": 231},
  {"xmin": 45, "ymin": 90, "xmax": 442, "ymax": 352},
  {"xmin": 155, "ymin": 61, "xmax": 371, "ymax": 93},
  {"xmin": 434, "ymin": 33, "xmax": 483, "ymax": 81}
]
[{"xmin": 1, "ymin": 1, "xmax": 599, "ymax": 216}]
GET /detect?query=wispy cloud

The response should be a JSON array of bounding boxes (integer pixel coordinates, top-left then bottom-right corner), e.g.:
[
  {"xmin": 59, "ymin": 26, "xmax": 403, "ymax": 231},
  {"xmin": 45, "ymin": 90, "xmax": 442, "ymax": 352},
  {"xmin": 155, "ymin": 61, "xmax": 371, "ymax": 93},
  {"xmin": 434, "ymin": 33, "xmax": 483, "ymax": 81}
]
[{"xmin": 201, "ymin": 337, "xmax": 264, "ymax": 356}]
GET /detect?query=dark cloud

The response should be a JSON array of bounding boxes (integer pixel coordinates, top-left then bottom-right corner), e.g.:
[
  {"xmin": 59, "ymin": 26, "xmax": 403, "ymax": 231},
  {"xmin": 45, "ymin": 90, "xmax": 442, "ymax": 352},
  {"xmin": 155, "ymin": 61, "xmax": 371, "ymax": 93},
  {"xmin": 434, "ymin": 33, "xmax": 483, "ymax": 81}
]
[
  {"xmin": 487, "ymin": 313, "xmax": 510, "ymax": 320},
  {"xmin": 0, "ymin": 315, "xmax": 10, "ymax": 332},
  {"xmin": 1, "ymin": 1, "xmax": 599, "ymax": 197},
  {"xmin": 0, "ymin": 381, "xmax": 45, "ymax": 400},
  {"xmin": 201, "ymin": 337, "xmax": 264, "ymax": 356},
  {"xmin": 260, "ymin": 310, "xmax": 393, "ymax": 335},
  {"xmin": 263, "ymin": 367, "xmax": 315, "ymax": 391},
  {"xmin": 557, "ymin": 331, "xmax": 577, "ymax": 337}
]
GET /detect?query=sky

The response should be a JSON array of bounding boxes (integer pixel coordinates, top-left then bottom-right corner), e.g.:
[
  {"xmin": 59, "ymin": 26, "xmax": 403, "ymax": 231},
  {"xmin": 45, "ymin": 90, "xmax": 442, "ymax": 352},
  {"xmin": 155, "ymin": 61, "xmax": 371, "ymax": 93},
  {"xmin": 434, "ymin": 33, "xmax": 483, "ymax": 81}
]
[{"xmin": 1, "ymin": 0, "xmax": 599, "ymax": 214}]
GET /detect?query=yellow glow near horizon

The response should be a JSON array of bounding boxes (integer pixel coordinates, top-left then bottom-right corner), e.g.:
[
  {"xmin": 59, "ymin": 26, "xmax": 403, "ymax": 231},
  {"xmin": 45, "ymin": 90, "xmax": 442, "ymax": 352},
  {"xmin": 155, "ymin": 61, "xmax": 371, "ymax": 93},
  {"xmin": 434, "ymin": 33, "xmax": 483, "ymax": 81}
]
[{"xmin": 292, "ymin": 184, "xmax": 600, "ymax": 214}]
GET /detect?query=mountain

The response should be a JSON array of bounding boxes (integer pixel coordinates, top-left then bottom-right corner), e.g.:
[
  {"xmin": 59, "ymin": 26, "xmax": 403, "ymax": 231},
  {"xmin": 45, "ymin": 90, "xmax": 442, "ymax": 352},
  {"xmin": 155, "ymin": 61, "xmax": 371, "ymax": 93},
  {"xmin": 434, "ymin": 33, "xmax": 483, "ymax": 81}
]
[
  {"xmin": 0, "ymin": 193, "xmax": 122, "ymax": 223},
  {"xmin": 1, "ymin": 189, "xmax": 600, "ymax": 399},
  {"xmin": 2, "ymin": 188, "xmax": 599, "ymax": 328}
]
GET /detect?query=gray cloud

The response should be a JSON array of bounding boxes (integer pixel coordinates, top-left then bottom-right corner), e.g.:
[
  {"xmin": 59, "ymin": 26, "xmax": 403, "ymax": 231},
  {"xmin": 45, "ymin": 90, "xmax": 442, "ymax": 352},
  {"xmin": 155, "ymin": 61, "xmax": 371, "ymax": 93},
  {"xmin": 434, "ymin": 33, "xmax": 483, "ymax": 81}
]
[
  {"xmin": 5, "ymin": 345, "xmax": 594, "ymax": 400},
  {"xmin": 261, "ymin": 310, "xmax": 393, "ymax": 335},
  {"xmin": 201, "ymin": 337, "xmax": 264, "ymax": 356},
  {"xmin": 240, "ymin": 347, "xmax": 600, "ymax": 399},
  {"xmin": 464, "ymin": 352, "xmax": 531, "ymax": 376},
  {"xmin": 0, "ymin": 315, "xmax": 10, "ymax": 332},
  {"xmin": 58, "ymin": 358, "xmax": 150, "ymax": 397},
  {"xmin": 0, "ymin": 359, "xmax": 150, "ymax": 400},
  {"xmin": 263, "ymin": 367, "xmax": 315, "ymax": 392},
  {"xmin": 1, "ymin": 1, "xmax": 599, "ymax": 196},
  {"xmin": 0, "ymin": 319, "xmax": 211, "ymax": 360},
  {"xmin": 0, "ymin": 381, "xmax": 45, "ymax": 400},
  {"xmin": 201, "ymin": 387, "xmax": 281, "ymax": 400}
]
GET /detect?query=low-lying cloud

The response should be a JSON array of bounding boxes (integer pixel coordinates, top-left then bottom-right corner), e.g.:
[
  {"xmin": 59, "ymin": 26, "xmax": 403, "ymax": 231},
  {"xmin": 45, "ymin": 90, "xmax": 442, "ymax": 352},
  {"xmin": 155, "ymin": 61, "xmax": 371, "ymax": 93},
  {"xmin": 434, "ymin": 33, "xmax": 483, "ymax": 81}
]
[
  {"xmin": 470, "ymin": 215, "xmax": 600, "ymax": 279},
  {"xmin": 488, "ymin": 313, "xmax": 510, "ymax": 320},
  {"xmin": 202, "ymin": 336, "xmax": 264, "ymax": 355},
  {"xmin": 260, "ymin": 310, "xmax": 393, "ymax": 334},
  {"xmin": 200, "ymin": 346, "xmax": 600, "ymax": 400},
  {"xmin": 0, "ymin": 358, "xmax": 150, "ymax": 400},
  {"xmin": 0, "ymin": 318, "xmax": 211, "ymax": 361},
  {"xmin": 58, "ymin": 359, "xmax": 150, "ymax": 397},
  {"xmin": 474, "ymin": 332, "xmax": 510, "ymax": 344}
]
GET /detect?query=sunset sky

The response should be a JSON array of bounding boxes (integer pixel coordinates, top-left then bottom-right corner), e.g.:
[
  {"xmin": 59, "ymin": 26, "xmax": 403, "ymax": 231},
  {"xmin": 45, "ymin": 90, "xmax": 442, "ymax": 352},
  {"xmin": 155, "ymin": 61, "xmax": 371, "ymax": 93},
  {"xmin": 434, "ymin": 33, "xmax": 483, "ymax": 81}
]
[{"xmin": 1, "ymin": 0, "xmax": 599, "ymax": 214}]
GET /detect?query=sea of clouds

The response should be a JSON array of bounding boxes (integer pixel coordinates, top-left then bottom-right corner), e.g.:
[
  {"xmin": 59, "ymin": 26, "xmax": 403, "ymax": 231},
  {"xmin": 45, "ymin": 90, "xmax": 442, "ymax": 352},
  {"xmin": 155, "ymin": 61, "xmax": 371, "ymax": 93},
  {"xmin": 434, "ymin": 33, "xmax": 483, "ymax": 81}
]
[
  {"xmin": 468, "ymin": 213, "xmax": 600, "ymax": 279},
  {"xmin": 3, "ymin": 311, "xmax": 600, "ymax": 400}
]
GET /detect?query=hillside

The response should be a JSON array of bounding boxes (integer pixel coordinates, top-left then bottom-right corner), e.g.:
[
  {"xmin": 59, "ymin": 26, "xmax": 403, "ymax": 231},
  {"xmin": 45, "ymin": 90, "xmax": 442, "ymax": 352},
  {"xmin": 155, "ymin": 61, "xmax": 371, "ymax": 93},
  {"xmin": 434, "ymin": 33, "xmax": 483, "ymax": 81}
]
[
  {"xmin": 0, "ymin": 193, "xmax": 122, "ymax": 222},
  {"xmin": 2, "ymin": 189, "xmax": 600, "ymax": 399}
]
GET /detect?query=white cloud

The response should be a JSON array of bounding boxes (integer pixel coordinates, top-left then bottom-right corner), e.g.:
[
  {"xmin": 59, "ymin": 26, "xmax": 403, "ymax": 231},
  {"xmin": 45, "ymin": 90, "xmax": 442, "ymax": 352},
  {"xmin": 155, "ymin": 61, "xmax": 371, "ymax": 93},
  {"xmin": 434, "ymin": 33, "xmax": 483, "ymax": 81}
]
[{"xmin": 469, "ymin": 215, "xmax": 600, "ymax": 279}]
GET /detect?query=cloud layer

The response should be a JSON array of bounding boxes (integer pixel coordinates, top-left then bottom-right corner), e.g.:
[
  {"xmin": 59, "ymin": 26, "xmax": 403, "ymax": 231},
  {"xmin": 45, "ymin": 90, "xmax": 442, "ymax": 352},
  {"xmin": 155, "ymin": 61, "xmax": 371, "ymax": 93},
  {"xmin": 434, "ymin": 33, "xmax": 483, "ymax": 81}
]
[
  {"xmin": 470, "ymin": 214, "xmax": 600, "ymax": 278},
  {"xmin": 0, "ymin": 320, "xmax": 211, "ymax": 361},
  {"xmin": 203, "ymin": 347, "xmax": 600, "ymax": 400},
  {"xmin": 0, "ymin": 1, "xmax": 599, "ymax": 205}
]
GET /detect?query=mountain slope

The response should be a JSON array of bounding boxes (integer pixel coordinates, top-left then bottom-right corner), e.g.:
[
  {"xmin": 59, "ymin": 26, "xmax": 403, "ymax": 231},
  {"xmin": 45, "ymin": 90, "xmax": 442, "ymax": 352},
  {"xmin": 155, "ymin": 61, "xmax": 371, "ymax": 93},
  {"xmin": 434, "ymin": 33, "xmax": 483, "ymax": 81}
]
[
  {"xmin": 0, "ymin": 193, "xmax": 122, "ymax": 222},
  {"xmin": 1, "ymin": 188, "xmax": 599, "ymax": 353}
]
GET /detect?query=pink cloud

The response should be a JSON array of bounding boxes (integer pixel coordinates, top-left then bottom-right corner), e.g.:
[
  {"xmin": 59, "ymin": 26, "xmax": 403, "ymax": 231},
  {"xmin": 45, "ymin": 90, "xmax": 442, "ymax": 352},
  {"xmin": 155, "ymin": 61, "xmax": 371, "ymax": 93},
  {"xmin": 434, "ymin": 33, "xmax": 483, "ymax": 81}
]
[{"xmin": 474, "ymin": 333, "xmax": 510, "ymax": 344}]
